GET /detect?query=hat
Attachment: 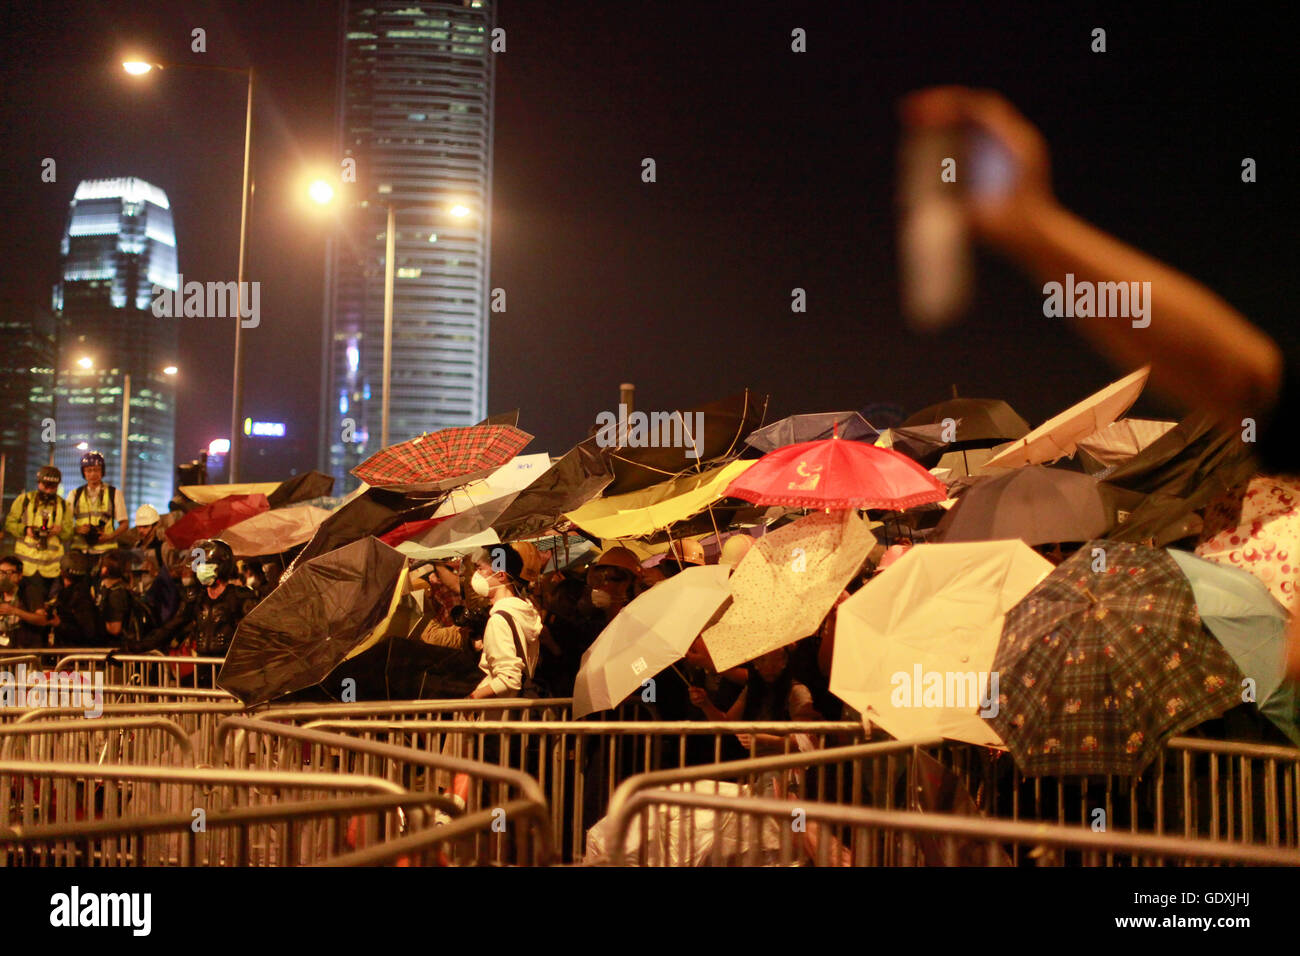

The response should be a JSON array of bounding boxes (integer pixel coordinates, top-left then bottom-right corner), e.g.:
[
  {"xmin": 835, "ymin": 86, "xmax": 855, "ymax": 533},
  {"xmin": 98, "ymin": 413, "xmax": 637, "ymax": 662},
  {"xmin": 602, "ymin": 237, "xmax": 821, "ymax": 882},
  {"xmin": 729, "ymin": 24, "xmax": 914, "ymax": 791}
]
[
  {"xmin": 135, "ymin": 504, "xmax": 160, "ymax": 525},
  {"xmin": 592, "ymin": 546, "xmax": 642, "ymax": 575}
]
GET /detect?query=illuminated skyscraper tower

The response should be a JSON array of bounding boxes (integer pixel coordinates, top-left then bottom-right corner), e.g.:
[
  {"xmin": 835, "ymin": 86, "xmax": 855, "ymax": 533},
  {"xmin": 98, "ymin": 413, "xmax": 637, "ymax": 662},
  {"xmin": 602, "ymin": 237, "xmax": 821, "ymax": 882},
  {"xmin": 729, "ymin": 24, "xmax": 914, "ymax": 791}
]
[
  {"xmin": 323, "ymin": 0, "xmax": 496, "ymax": 490},
  {"xmin": 52, "ymin": 177, "xmax": 179, "ymax": 514}
]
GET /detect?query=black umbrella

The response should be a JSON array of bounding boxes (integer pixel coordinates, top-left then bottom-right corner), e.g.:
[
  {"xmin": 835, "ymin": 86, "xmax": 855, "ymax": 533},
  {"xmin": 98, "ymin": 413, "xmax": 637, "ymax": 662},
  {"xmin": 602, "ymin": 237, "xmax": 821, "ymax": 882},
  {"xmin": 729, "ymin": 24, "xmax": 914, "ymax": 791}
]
[
  {"xmin": 744, "ymin": 411, "xmax": 877, "ymax": 453},
  {"xmin": 286, "ymin": 487, "xmax": 442, "ymax": 573},
  {"xmin": 491, "ymin": 438, "xmax": 615, "ymax": 542},
  {"xmin": 875, "ymin": 422, "xmax": 959, "ymax": 466},
  {"xmin": 266, "ymin": 470, "xmax": 335, "ymax": 509},
  {"xmin": 903, "ymin": 398, "xmax": 1030, "ymax": 447},
  {"xmin": 934, "ymin": 465, "xmax": 1116, "ymax": 546},
  {"xmin": 218, "ymin": 536, "xmax": 411, "ymax": 705}
]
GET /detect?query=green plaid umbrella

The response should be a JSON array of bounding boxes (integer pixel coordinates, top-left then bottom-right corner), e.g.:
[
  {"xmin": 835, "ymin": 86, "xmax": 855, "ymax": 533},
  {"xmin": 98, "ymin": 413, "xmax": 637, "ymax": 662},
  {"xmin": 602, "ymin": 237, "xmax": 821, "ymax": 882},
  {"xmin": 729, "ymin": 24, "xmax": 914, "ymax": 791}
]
[
  {"xmin": 351, "ymin": 424, "xmax": 532, "ymax": 492},
  {"xmin": 989, "ymin": 540, "xmax": 1243, "ymax": 776}
]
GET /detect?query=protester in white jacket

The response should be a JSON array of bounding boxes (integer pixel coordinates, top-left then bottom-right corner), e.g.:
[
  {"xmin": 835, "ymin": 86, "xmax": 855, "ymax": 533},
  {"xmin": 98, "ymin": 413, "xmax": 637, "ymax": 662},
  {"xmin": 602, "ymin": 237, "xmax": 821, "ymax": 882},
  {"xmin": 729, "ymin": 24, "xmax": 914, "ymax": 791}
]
[{"xmin": 468, "ymin": 544, "xmax": 542, "ymax": 699}]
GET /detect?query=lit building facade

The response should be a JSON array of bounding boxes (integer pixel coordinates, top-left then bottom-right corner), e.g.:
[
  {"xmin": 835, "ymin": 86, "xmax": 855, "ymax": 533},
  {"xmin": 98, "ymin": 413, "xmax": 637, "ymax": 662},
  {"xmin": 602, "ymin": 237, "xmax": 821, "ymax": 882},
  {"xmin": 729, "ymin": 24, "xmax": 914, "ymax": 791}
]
[
  {"xmin": 53, "ymin": 177, "xmax": 180, "ymax": 515},
  {"xmin": 323, "ymin": 0, "xmax": 496, "ymax": 491}
]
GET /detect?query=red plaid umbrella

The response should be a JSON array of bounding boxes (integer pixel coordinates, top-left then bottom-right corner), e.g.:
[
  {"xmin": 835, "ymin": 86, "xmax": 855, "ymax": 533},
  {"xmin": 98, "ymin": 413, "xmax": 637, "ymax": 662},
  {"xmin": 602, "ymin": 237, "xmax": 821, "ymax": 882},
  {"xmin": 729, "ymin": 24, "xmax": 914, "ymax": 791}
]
[
  {"xmin": 352, "ymin": 425, "xmax": 533, "ymax": 492},
  {"xmin": 166, "ymin": 493, "xmax": 270, "ymax": 551},
  {"xmin": 725, "ymin": 438, "xmax": 946, "ymax": 510}
]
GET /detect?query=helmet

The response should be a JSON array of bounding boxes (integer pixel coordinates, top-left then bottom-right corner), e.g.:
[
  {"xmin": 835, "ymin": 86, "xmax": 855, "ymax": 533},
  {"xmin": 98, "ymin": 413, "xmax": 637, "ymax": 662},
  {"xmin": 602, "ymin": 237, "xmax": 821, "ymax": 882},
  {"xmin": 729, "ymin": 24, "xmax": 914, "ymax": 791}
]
[
  {"xmin": 36, "ymin": 465, "xmax": 62, "ymax": 486},
  {"xmin": 59, "ymin": 552, "xmax": 90, "ymax": 577},
  {"xmin": 191, "ymin": 538, "xmax": 237, "ymax": 583},
  {"xmin": 719, "ymin": 534, "xmax": 754, "ymax": 568},
  {"xmin": 591, "ymin": 546, "xmax": 642, "ymax": 575},
  {"xmin": 135, "ymin": 504, "xmax": 160, "ymax": 525},
  {"xmin": 508, "ymin": 540, "xmax": 545, "ymax": 584},
  {"xmin": 669, "ymin": 538, "xmax": 706, "ymax": 566},
  {"xmin": 80, "ymin": 450, "xmax": 106, "ymax": 478}
]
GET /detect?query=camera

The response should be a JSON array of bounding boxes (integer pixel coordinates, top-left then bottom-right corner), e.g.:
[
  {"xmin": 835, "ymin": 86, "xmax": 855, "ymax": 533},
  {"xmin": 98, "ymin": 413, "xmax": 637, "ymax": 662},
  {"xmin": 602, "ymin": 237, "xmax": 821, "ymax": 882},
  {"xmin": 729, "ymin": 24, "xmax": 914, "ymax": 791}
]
[
  {"xmin": 450, "ymin": 604, "xmax": 490, "ymax": 635},
  {"xmin": 84, "ymin": 518, "xmax": 107, "ymax": 547}
]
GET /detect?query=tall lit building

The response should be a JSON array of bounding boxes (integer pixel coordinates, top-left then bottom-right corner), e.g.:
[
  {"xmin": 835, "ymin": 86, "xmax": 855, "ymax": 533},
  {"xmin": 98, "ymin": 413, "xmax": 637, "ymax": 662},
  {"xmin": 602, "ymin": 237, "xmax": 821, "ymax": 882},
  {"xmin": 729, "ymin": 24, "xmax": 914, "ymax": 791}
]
[
  {"xmin": 323, "ymin": 0, "xmax": 496, "ymax": 491},
  {"xmin": 53, "ymin": 177, "xmax": 180, "ymax": 515},
  {"xmin": 0, "ymin": 299, "xmax": 54, "ymax": 504}
]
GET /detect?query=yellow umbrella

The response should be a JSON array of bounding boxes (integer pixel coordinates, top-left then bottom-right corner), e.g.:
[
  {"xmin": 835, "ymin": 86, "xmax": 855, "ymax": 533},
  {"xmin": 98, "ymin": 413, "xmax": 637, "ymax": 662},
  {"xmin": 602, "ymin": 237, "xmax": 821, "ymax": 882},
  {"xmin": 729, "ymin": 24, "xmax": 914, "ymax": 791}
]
[
  {"xmin": 984, "ymin": 366, "xmax": 1150, "ymax": 469},
  {"xmin": 179, "ymin": 481, "xmax": 280, "ymax": 505},
  {"xmin": 563, "ymin": 459, "xmax": 754, "ymax": 540},
  {"xmin": 831, "ymin": 540, "xmax": 1053, "ymax": 746}
]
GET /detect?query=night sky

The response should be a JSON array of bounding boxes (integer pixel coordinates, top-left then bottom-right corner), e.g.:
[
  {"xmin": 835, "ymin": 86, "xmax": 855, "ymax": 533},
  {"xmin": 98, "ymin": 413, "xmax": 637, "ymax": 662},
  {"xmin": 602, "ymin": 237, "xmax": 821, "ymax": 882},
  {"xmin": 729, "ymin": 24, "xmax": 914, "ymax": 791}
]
[{"xmin": 2, "ymin": 1, "xmax": 1294, "ymax": 479}]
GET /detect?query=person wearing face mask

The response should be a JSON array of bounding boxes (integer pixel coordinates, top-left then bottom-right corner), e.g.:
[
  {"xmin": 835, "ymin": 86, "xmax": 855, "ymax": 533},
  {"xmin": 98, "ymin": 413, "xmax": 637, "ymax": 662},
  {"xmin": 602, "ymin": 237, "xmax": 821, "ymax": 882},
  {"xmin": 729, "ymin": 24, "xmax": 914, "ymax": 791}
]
[
  {"xmin": 466, "ymin": 544, "xmax": 543, "ymax": 700},
  {"xmin": 142, "ymin": 539, "xmax": 255, "ymax": 659}
]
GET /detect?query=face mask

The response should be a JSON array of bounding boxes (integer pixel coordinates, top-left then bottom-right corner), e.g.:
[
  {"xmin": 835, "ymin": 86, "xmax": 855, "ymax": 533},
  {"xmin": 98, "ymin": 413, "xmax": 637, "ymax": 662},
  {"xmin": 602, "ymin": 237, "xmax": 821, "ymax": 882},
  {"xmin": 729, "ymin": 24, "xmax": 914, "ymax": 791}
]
[
  {"xmin": 589, "ymin": 588, "xmax": 612, "ymax": 609},
  {"xmin": 246, "ymin": 577, "xmax": 259, "ymax": 589},
  {"xmin": 181, "ymin": 575, "xmax": 194, "ymax": 588},
  {"xmin": 471, "ymin": 570, "xmax": 493, "ymax": 598},
  {"xmin": 196, "ymin": 564, "xmax": 218, "ymax": 586}
]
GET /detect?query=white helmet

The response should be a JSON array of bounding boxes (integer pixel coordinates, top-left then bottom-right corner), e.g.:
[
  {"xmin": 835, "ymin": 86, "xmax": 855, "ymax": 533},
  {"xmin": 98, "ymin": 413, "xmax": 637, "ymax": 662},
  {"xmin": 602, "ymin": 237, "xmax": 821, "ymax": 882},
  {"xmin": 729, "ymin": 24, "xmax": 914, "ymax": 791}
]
[{"xmin": 135, "ymin": 504, "xmax": 160, "ymax": 525}]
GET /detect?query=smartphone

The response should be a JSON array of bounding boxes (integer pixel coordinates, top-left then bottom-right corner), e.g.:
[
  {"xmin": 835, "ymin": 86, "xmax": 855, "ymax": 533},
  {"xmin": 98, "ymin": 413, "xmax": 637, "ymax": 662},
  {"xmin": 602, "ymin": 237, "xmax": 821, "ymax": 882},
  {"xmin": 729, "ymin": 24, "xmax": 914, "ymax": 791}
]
[{"xmin": 898, "ymin": 126, "xmax": 1017, "ymax": 331}]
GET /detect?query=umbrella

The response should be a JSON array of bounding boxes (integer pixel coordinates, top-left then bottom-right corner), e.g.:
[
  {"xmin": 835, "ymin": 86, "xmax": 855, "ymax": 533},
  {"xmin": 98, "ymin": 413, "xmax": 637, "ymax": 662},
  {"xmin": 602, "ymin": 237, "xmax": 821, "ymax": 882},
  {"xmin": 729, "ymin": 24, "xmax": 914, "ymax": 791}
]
[
  {"xmin": 177, "ymin": 481, "xmax": 280, "ymax": 508},
  {"xmin": 564, "ymin": 460, "xmax": 754, "ymax": 540},
  {"xmin": 988, "ymin": 540, "xmax": 1244, "ymax": 776},
  {"xmin": 875, "ymin": 422, "xmax": 958, "ymax": 465},
  {"xmin": 491, "ymin": 438, "xmax": 615, "ymax": 542},
  {"xmin": 286, "ymin": 488, "xmax": 442, "ymax": 575},
  {"xmin": 1076, "ymin": 418, "xmax": 1178, "ymax": 473},
  {"xmin": 165, "ymin": 493, "xmax": 270, "ymax": 551},
  {"xmin": 1196, "ymin": 475, "xmax": 1300, "ymax": 613},
  {"xmin": 1103, "ymin": 410, "xmax": 1258, "ymax": 546},
  {"xmin": 572, "ymin": 564, "xmax": 732, "ymax": 718},
  {"xmin": 219, "ymin": 504, "xmax": 332, "ymax": 557},
  {"xmin": 984, "ymin": 367, "xmax": 1150, "ymax": 469},
  {"xmin": 352, "ymin": 423, "xmax": 532, "ymax": 492},
  {"xmin": 218, "ymin": 536, "xmax": 410, "ymax": 705},
  {"xmin": 391, "ymin": 494, "xmax": 518, "ymax": 560},
  {"xmin": 902, "ymin": 398, "xmax": 1030, "ymax": 446},
  {"xmin": 933, "ymin": 465, "xmax": 1116, "ymax": 546},
  {"xmin": 831, "ymin": 540, "xmax": 1053, "ymax": 745},
  {"xmin": 1166, "ymin": 548, "xmax": 1299, "ymax": 746},
  {"xmin": 724, "ymin": 438, "xmax": 946, "ymax": 510},
  {"xmin": 433, "ymin": 453, "xmax": 550, "ymax": 517},
  {"xmin": 702, "ymin": 510, "xmax": 876, "ymax": 672},
  {"xmin": 600, "ymin": 389, "xmax": 769, "ymax": 497},
  {"xmin": 266, "ymin": 470, "xmax": 335, "ymax": 509},
  {"xmin": 744, "ymin": 411, "xmax": 878, "ymax": 453}
]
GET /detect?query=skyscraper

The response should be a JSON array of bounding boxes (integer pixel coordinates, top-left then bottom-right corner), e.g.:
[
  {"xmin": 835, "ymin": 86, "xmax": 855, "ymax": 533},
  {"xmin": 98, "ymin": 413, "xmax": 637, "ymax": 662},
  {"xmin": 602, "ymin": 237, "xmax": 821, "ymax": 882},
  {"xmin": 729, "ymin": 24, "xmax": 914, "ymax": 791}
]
[
  {"xmin": 323, "ymin": 0, "xmax": 496, "ymax": 491},
  {"xmin": 0, "ymin": 298, "xmax": 54, "ymax": 503},
  {"xmin": 53, "ymin": 177, "xmax": 180, "ymax": 515}
]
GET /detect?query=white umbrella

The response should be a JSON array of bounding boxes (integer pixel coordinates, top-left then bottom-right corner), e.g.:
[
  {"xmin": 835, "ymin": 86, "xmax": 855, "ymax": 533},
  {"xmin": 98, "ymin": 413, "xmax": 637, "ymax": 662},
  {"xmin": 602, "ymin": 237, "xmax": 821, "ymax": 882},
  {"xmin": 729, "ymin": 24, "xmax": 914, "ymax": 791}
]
[
  {"xmin": 572, "ymin": 564, "xmax": 732, "ymax": 718},
  {"xmin": 984, "ymin": 366, "xmax": 1150, "ymax": 469},
  {"xmin": 219, "ymin": 505, "xmax": 332, "ymax": 557},
  {"xmin": 831, "ymin": 539, "xmax": 1053, "ymax": 746}
]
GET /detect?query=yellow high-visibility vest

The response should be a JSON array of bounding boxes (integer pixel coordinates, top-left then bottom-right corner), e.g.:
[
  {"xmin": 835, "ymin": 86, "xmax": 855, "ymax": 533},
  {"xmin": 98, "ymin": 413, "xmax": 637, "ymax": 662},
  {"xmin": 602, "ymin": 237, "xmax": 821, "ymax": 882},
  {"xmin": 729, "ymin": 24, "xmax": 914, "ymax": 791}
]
[
  {"xmin": 70, "ymin": 484, "xmax": 121, "ymax": 554},
  {"xmin": 11, "ymin": 493, "xmax": 69, "ymax": 578}
]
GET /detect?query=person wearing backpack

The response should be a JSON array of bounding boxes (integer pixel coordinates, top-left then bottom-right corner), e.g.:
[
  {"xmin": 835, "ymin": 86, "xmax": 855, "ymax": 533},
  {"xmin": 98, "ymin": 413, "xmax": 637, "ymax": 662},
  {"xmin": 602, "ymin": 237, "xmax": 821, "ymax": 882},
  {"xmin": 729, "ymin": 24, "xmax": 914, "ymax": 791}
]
[
  {"xmin": 467, "ymin": 544, "xmax": 543, "ymax": 700},
  {"xmin": 68, "ymin": 451, "xmax": 128, "ymax": 565}
]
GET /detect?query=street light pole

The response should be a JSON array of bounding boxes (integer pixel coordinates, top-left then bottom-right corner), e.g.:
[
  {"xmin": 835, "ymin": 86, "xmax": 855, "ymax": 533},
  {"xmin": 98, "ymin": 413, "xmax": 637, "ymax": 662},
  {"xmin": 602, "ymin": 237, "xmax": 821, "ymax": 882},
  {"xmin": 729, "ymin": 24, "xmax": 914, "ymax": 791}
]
[
  {"xmin": 382, "ymin": 202, "xmax": 396, "ymax": 450},
  {"xmin": 119, "ymin": 372, "xmax": 131, "ymax": 493},
  {"xmin": 229, "ymin": 67, "xmax": 255, "ymax": 482}
]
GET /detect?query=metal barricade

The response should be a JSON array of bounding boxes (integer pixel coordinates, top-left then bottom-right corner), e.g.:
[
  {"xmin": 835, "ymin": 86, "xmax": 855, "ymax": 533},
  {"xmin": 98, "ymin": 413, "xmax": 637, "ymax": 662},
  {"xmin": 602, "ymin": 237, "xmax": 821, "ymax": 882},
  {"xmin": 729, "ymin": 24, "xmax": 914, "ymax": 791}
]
[
  {"xmin": 5, "ymin": 703, "xmax": 246, "ymax": 763},
  {"xmin": 605, "ymin": 790, "xmax": 1300, "ymax": 867},
  {"xmin": 0, "ymin": 761, "xmax": 414, "ymax": 866},
  {"xmin": 52, "ymin": 653, "xmax": 227, "ymax": 691},
  {"xmin": 914, "ymin": 735, "xmax": 1300, "ymax": 858},
  {"xmin": 1, "ymin": 792, "xmax": 458, "ymax": 867},
  {"xmin": 215, "ymin": 717, "xmax": 555, "ymax": 865},
  {"xmin": 293, "ymin": 718, "xmax": 864, "ymax": 861},
  {"xmin": 0, "ymin": 718, "xmax": 195, "ymax": 767}
]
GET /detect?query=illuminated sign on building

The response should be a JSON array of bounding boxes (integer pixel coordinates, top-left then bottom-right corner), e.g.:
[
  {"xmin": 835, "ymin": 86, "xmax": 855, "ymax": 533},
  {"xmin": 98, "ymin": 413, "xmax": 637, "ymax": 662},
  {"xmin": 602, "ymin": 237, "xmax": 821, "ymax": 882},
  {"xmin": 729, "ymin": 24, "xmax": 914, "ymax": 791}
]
[{"xmin": 243, "ymin": 418, "xmax": 286, "ymax": 438}]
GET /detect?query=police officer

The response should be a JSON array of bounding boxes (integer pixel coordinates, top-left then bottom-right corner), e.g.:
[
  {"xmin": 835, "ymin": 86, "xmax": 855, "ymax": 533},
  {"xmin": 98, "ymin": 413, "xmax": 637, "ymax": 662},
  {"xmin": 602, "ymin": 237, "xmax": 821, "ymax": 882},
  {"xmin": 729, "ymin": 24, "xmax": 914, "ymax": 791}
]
[
  {"xmin": 3, "ymin": 465, "xmax": 74, "ymax": 605},
  {"xmin": 68, "ymin": 450, "xmax": 128, "ymax": 565},
  {"xmin": 146, "ymin": 539, "xmax": 255, "ymax": 659}
]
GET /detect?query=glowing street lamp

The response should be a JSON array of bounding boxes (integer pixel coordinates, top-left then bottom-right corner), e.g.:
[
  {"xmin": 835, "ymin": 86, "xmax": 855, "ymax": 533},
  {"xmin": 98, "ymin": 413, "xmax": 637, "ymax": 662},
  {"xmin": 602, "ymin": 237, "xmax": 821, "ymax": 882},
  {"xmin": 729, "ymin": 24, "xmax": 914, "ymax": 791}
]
[
  {"xmin": 449, "ymin": 203, "xmax": 471, "ymax": 219},
  {"xmin": 308, "ymin": 179, "xmax": 335, "ymax": 205},
  {"xmin": 163, "ymin": 365, "xmax": 178, "ymax": 376},
  {"xmin": 77, "ymin": 355, "xmax": 93, "ymax": 369},
  {"xmin": 121, "ymin": 60, "xmax": 154, "ymax": 75}
]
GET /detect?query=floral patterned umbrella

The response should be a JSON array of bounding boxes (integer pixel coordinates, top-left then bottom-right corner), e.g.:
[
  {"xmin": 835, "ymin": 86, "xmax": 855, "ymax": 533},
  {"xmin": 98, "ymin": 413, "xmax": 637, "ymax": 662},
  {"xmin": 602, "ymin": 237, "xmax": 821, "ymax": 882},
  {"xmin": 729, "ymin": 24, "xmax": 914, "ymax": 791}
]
[
  {"xmin": 989, "ymin": 540, "xmax": 1243, "ymax": 776},
  {"xmin": 1196, "ymin": 475, "xmax": 1300, "ymax": 613}
]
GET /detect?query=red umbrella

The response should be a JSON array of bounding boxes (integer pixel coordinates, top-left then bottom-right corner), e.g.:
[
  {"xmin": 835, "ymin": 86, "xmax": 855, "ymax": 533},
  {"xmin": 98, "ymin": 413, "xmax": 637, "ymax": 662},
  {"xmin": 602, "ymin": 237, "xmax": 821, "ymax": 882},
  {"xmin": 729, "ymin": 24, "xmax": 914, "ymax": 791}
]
[
  {"xmin": 378, "ymin": 514, "xmax": 454, "ymax": 547},
  {"xmin": 166, "ymin": 493, "xmax": 270, "ymax": 551},
  {"xmin": 352, "ymin": 424, "xmax": 532, "ymax": 492},
  {"xmin": 725, "ymin": 438, "xmax": 946, "ymax": 510}
]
